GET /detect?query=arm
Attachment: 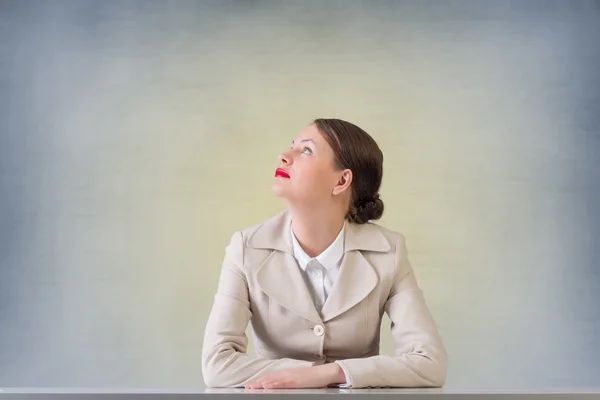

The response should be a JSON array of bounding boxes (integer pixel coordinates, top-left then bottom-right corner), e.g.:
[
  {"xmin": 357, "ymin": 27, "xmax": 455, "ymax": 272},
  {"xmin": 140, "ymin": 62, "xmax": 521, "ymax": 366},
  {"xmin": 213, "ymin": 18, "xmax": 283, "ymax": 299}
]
[
  {"xmin": 335, "ymin": 234, "xmax": 448, "ymax": 388},
  {"xmin": 201, "ymin": 231, "xmax": 314, "ymax": 388}
]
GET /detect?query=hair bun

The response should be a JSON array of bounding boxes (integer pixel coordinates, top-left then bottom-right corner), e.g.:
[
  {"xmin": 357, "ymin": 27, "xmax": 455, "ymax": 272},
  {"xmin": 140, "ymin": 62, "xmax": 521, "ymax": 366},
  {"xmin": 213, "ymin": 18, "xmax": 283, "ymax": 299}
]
[{"xmin": 348, "ymin": 194, "xmax": 384, "ymax": 224}]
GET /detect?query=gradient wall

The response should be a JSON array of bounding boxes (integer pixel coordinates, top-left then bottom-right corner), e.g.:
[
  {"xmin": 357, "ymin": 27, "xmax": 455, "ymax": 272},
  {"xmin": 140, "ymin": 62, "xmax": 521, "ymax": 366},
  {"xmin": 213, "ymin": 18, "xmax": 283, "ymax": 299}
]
[{"xmin": 1, "ymin": 0, "xmax": 599, "ymax": 390}]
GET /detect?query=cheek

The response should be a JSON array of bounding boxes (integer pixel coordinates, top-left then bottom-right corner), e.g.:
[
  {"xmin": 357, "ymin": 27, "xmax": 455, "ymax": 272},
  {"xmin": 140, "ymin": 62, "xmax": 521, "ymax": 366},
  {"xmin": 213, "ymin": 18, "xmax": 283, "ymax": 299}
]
[{"xmin": 295, "ymin": 164, "xmax": 333, "ymax": 193}]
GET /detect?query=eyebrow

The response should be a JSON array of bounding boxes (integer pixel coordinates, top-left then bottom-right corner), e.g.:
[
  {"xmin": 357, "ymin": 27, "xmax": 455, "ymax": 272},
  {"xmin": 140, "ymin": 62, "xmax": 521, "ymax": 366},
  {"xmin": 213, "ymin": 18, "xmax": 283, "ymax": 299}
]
[{"xmin": 291, "ymin": 139, "xmax": 316, "ymax": 145}]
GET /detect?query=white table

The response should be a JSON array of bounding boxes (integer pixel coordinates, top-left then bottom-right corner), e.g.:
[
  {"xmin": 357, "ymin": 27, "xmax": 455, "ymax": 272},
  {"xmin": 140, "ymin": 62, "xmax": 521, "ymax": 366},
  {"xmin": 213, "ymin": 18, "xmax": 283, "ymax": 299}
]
[{"xmin": 1, "ymin": 387, "xmax": 600, "ymax": 400}]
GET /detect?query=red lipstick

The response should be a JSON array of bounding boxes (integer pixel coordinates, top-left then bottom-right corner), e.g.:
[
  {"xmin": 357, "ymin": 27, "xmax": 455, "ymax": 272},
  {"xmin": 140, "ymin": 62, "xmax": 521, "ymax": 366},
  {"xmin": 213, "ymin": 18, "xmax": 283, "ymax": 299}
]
[{"xmin": 275, "ymin": 168, "xmax": 290, "ymax": 178}]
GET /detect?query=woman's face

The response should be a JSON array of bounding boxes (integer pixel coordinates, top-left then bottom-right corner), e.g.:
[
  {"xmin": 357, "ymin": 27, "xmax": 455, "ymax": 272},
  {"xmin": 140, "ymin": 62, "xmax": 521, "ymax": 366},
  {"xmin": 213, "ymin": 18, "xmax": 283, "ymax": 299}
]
[{"xmin": 272, "ymin": 124, "xmax": 346, "ymax": 208}]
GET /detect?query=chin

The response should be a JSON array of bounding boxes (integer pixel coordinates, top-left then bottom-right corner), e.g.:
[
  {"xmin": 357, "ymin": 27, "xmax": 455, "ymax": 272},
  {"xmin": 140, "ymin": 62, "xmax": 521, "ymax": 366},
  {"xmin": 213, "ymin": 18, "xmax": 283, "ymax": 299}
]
[
  {"xmin": 271, "ymin": 183, "xmax": 287, "ymax": 199},
  {"xmin": 272, "ymin": 185, "xmax": 297, "ymax": 206}
]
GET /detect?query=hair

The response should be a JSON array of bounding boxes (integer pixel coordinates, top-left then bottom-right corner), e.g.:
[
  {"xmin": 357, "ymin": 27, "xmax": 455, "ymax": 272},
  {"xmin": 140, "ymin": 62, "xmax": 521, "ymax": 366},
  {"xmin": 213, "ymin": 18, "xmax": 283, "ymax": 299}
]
[{"xmin": 312, "ymin": 118, "xmax": 384, "ymax": 224}]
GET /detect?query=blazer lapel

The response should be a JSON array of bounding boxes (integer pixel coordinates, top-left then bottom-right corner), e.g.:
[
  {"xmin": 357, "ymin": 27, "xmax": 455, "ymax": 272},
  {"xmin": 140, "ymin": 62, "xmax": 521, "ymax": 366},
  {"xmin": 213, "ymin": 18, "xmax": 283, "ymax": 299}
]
[
  {"xmin": 249, "ymin": 209, "xmax": 323, "ymax": 325},
  {"xmin": 320, "ymin": 219, "xmax": 391, "ymax": 322},
  {"xmin": 320, "ymin": 251, "xmax": 378, "ymax": 322},
  {"xmin": 256, "ymin": 251, "xmax": 323, "ymax": 325}
]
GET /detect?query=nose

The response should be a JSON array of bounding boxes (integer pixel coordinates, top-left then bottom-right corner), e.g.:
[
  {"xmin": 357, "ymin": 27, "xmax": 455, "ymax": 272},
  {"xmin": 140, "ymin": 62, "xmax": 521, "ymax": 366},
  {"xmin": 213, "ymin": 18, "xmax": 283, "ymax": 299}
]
[{"xmin": 278, "ymin": 150, "xmax": 292, "ymax": 166}]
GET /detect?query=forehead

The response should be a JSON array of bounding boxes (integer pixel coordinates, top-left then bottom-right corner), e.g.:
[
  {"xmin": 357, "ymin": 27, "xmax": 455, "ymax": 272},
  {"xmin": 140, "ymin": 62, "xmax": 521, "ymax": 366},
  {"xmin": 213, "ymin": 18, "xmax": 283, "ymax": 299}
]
[{"xmin": 294, "ymin": 124, "xmax": 325, "ymax": 144}]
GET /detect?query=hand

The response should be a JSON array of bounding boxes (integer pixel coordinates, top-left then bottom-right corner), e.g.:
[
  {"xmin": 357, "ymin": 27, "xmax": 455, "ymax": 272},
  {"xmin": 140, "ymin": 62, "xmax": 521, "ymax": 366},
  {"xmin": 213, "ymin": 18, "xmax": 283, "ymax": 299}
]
[{"xmin": 245, "ymin": 363, "xmax": 347, "ymax": 389}]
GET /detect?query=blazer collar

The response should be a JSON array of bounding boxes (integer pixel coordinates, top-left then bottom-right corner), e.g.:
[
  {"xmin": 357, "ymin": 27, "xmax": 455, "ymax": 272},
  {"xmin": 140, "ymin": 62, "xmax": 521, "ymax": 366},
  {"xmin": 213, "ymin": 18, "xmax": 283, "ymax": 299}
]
[{"xmin": 246, "ymin": 209, "xmax": 391, "ymax": 254}]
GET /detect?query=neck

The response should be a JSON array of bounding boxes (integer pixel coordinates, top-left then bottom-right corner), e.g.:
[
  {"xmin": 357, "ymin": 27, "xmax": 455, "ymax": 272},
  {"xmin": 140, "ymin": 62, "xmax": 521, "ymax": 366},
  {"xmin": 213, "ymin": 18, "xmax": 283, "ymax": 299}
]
[{"xmin": 289, "ymin": 206, "xmax": 345, "ymax": 258}]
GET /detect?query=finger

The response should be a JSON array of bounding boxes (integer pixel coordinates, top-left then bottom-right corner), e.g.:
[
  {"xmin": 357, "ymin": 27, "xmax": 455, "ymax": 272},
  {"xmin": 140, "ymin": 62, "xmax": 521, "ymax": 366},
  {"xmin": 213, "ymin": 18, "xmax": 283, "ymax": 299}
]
[
  {"xmin": 263, "ymin": 381, "xmax": 287, "ymax": 389},
  {"xmin": 254, "ymin": 376, "xmax": 277, "ymax": 386},
  {"xmin": 244, "ymin": 382, "xmax": 263, "ymax": 389}
]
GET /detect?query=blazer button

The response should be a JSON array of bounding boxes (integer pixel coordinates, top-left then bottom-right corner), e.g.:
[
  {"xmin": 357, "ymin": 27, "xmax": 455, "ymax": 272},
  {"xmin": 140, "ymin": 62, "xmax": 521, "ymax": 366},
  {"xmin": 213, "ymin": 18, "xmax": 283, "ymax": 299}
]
[{"xmin": 313, "ymin": 325, "xmax": 324, "ymax": 336}]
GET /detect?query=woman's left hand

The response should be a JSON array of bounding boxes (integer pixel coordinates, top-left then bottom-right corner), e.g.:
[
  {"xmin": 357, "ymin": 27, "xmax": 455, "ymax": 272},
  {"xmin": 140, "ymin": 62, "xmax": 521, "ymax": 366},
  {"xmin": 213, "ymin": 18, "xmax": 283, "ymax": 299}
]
[{"xmin": 244, "ymin": 363, "xmax": 347, "ymax": 389}]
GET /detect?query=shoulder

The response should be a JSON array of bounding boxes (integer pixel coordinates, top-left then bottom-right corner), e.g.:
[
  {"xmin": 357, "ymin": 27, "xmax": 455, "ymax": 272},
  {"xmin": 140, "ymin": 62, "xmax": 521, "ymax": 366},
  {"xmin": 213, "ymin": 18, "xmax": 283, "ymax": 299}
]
[
  {"xmin": 346, "ymin": 219, "xmax": 407, "ymax": 256},
  {"xmin": 240, "ymin": 210, "xmax": 286, "ymax": 238},
  {"xmin": 371, "ymin": 223, "xmax": 411, "ymax": 270},
  {"xmin": 224, "ymin": 210, "xmax": 287, "ymax": 245},
  {"xmin": 354, "ymin": 222, "xmax": 414, "ymax": 282},
  {"xmin": 223, "ymin": 210, "xmax": 289, "ymax": 268},
  {"xmin": 240, "ymin": 209, "xmax": 289, "ymax": 248},
  {"xmin": 364, "ymin": 222, "xmax": 406, "ymax": 246}
]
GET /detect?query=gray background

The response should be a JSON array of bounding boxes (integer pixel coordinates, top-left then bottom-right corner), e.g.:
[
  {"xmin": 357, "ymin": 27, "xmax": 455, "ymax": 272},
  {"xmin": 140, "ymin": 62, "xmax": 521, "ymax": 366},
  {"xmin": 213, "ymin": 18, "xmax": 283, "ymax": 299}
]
[{"xmin": 1, "ymin": 0, "xmax": 599, "ymax": 390}]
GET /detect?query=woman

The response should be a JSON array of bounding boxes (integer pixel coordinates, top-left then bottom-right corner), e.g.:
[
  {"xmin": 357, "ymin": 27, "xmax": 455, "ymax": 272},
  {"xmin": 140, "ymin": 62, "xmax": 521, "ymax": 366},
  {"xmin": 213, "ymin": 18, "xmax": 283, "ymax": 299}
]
[{"xmin": 201, "ymin": 118, "xmax": 447, "ymax": 389}]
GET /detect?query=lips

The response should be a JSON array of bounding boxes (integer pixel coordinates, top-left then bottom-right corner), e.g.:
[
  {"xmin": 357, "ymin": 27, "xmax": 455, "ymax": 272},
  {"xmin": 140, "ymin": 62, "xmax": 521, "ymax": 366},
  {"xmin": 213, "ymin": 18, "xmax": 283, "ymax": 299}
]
[{"xmin": 275, "ymin": 168, "xmax": 290, "ymax": 178}]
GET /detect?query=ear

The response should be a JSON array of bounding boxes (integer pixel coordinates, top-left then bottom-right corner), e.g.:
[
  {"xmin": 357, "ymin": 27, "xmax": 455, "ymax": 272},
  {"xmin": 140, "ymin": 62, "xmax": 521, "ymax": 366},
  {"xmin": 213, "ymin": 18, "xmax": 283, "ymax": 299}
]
[{"xmin": 332, "ymin": 169, "xmax": 352, "ymax": 196}]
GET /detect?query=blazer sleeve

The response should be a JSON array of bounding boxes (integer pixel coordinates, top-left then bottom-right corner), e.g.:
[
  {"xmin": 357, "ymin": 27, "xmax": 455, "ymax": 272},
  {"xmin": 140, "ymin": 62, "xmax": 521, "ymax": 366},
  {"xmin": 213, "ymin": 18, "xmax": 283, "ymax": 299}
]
[
  {"xmin": 335, "ymin": 234, "xmax": 448, "ymax": 388},
  {"xmin": 201, "ymin": 231, "xmax": 314, "ymax": 387}
]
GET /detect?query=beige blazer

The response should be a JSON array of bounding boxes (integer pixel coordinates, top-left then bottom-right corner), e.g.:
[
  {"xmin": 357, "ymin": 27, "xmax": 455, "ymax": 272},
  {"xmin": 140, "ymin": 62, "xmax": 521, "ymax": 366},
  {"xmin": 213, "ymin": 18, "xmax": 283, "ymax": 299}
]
[{"xmin": 201, "ymin": 210, "xmax": 448, "ymax": 388}]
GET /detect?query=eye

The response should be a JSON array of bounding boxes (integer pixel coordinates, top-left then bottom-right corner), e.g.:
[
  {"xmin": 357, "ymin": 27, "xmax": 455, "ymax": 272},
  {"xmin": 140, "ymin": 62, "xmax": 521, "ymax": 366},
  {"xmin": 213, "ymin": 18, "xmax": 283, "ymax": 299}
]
[{"xmin": 302, "ymin": 147, "xmax": 313, "ymax": 154}]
